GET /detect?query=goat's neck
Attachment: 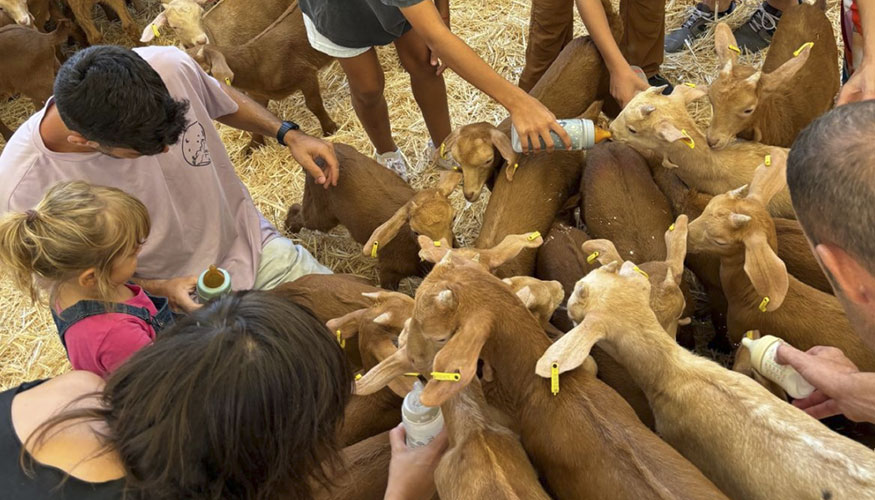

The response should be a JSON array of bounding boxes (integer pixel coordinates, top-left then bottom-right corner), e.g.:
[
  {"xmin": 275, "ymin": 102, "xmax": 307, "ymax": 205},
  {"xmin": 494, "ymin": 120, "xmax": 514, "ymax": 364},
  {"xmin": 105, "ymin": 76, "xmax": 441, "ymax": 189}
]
[
  {"xmin": 601, "ymin": 312, "xmax": 680, "ymax": 393},
  {"xmin": 661, "ymin": 127, "xmax": 726, "ymax": 189},
  {"xmin": 441, "ymin": 387, "xmax": 489, "ymax": 445},
  {"xmin": 719, "ymin": 252, "xmax": 765, "ymax": 308}
]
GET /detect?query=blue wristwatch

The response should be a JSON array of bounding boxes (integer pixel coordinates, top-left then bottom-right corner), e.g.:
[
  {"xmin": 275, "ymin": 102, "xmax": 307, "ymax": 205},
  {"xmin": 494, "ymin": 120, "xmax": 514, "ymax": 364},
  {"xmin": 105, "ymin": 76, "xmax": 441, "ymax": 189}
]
[{"xmin": 276, "ymin": 120, "xmax": 300, "ymax": 146}]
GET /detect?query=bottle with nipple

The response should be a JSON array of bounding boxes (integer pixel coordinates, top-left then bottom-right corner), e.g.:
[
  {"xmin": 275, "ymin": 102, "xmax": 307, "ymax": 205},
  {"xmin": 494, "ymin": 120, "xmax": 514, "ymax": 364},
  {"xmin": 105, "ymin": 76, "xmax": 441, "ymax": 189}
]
[
  {"xmin": 196, "ymin": 265, "xmax": 231, "ymax": 303},
  {"xmin": 741, "ymin": 333, "xmax": 816, "ymax": 399}
]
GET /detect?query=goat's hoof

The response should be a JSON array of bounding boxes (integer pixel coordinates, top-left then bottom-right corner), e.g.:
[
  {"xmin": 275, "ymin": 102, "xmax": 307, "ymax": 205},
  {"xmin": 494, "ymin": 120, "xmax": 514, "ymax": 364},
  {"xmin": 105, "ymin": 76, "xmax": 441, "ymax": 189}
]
[
  {"xmin": 284, "ymin": 204, "xmax": 304, "ymax": 234},
  {"xmin": 321, "ymin": 121, "xmax": 339, "ymax": 137}
]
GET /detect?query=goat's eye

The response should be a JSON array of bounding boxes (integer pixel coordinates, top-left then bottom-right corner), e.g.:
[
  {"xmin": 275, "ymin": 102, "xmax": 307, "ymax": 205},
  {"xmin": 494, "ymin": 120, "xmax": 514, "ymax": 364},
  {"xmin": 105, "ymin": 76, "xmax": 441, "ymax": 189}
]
[
  {"xmin": 743, "ymin": 108, "xmax": 755, "ymax": 115},
  {"xmin": 434, "ymin": 337, "xmax": 449, "ymax": 346},
  {"xmin": 627, "ymin": 126, "xmax": 638, "ymax": 134},
  {"xmin": 713, "ymin": 239, "xmax": 729, "ymax": 246}
]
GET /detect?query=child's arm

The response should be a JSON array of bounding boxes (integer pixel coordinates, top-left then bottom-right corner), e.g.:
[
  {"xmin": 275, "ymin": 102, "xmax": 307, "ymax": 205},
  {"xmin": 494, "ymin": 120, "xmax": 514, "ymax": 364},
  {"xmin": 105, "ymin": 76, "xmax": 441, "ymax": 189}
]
[
  {"xmin": 574, "ymin": 0, "xmax": 648, "ymax": 107},
  {"xmin": 98, "ymin": 320, "xmax": 154, "ymax": 375},
  {"xmin": 838, "ymin": 0, "xmax": 875, "ymax": 105},
  {"xmin": 400, "ymin": 1, "xmax": 571, "ymax": 152}
]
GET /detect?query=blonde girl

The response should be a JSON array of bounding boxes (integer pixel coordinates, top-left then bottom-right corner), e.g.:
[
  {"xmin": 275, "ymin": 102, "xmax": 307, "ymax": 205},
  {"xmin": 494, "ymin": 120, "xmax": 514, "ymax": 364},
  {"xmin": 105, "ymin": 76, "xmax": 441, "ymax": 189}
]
[{"xmin": 0, "ymin": 181, "xmax": 172, "ymax": 377}]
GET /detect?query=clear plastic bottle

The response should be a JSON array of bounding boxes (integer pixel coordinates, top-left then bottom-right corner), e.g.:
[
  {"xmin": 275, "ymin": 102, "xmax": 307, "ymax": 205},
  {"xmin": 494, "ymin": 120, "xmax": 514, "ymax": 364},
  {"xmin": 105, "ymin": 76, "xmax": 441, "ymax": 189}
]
[
  {"xmin": 196, "ymin": 264, "xmax": 231, "ymax": 303},
  {"xmin": 741, "ymin": 334, "xmax": 816, "ymax": 399},
  {"xmin": 510, "ymin": 118, "xmax": 612, "ymax": 153},
  {"xmin": 401, "ymin": 381, "xmax": 444, "ymax": 448}
]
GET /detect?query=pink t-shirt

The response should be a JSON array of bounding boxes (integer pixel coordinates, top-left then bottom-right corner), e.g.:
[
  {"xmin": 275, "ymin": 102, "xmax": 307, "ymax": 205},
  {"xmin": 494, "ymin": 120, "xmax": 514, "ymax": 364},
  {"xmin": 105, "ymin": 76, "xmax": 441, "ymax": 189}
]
[
  {"xmin": 0, "ymin": 46, "xmax": 277, "ymax": 289},
  {"xmin": 59, "ymin": 284, "xmax": 158, "ymax": 377}
]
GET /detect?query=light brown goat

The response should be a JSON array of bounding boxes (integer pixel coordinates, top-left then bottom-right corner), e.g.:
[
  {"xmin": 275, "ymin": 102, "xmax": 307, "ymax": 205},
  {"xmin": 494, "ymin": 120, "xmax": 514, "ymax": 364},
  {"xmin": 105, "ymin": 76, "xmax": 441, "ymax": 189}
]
[
  {"xmin": 417, "ymin": 231, "xmax": 544, "ymax": 273},
  {"xmin": 0, "ymin": 21, "xmax": 70, "ymax": 141},
  {"xmin": 313, "ymin": 430, "xmax": 392, "ymax": 500},
  {"xmin": 187, "ymin": 3, "xmax": 338, "ymax": 146},
  {"xmin": 537, "ymin": 260, "xmax": 875, "ymax": 500},
  {"xmin": 63, "ymin": 0, "xmax": 139, "ymax": 44},
  {"xmin": 705, "ymin": 0, "xmax": 838, "ymax": 148},
  {"xmin": 142, "ymin": 0, "xmax": 288, "ymax": 47},
  {"xmin": 501, "ymin": 275, "xmax": 564, "ymax": 329},
  {"xmin": 686, "ymin": 150, "xmax": 875, "ymax": 372},
  {"xmin": 284, "ymin": 144, "xmax": 456, "ymax": 289},
  {"xmin": 610, "ymin": 85, "xmax": 795, "ymax": 218},
  {"xmin": 360, "ymin": 254, "xmax": 728, "ymax": 500}
]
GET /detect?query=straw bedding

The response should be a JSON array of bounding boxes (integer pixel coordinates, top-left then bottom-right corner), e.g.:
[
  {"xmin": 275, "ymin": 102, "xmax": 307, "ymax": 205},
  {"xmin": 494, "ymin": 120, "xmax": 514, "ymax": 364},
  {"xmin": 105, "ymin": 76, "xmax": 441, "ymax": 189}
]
[{"xmin": 0, "ymin": 0, "xmax": 843, "ymax": 389}]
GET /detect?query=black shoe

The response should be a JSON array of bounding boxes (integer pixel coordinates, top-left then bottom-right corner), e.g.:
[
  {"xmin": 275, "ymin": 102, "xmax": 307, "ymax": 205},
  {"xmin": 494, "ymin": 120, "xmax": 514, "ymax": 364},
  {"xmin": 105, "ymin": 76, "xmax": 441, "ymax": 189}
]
[
  {"xmin": 733, "ymin": 2, "xmax": 782, "ymax": 53},
  {"xmin": 648, "ymin": 74, "xmax": 674, "ymax": 95},
  {"xmin": 665, "ymin": 1, "xmax": 736, "ymax": 54}
]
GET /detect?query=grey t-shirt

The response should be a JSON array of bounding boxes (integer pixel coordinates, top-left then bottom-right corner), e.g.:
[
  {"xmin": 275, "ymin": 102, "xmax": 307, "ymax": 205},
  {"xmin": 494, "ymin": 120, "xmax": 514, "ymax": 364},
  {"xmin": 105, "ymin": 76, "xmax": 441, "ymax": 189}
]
[{"xmin": 299, "ymin": 0, "xmax": 426, "ymax": 49}]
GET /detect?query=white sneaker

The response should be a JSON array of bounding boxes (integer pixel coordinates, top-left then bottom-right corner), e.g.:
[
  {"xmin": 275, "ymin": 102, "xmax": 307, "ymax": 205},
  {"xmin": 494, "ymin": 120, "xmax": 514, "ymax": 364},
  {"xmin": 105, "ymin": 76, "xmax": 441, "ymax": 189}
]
[
  {"xmin": 427, "ymin": 139, "xmax": 458, "ymax": 171},
  {"xmin": 375, "ymin": 149, "xmax": 410, "ymax": 182}
]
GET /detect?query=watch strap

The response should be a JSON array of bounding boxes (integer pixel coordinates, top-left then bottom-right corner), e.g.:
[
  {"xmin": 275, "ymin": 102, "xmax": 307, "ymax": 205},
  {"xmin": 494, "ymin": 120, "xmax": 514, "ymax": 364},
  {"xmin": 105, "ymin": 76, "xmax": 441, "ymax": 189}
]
[{"xmin": 276, "ymin": 120, "xmax": 300, "ymax": 146}]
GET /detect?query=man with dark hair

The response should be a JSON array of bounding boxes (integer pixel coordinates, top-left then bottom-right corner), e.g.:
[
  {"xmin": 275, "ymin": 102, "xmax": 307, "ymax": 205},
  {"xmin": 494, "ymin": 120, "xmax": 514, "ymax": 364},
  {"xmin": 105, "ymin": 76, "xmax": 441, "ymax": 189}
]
[
  {"xmin": 777, "ymin": 100, "xmax": 875, "ymax": 424},
  {"xmin": 0, "ymin": 45, "xmax": 338, "ymax": 311}
]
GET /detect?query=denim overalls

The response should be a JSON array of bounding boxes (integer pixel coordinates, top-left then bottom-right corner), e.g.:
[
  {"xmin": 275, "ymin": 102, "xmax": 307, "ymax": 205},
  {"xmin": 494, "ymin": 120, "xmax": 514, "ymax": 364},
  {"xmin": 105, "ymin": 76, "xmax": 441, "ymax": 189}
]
[{"xmin": 51, "ymin": 290, "xmax": 174, "ymax": 351}]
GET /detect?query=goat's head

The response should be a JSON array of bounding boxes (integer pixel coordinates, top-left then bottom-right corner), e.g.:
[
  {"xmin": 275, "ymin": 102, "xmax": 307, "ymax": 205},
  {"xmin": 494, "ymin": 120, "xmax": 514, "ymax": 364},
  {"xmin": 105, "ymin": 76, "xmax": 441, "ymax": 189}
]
[
  {"xmin": 536, "ymin": 260, "xmax": 653, "ymax": 377},
  {"xmin": 502, "ymin": 276, "xmax": 565, "ymax": 325},
  {"xmin": 0, "ymin": 0, "xmax": 31, "ymax": 26},
  {"xmin": 706, "ymin": 23, "xmax": 813, "ymax": 149},
  {"xmin": 610, "ymin": 85, "xmax": 706, "ymax": 157},
  {"xmin": 363, "ymin": 172, "xmax": 459, "ymax": 257},
  {"xmin": 687, "ymin": 149, "xmax": 789, "ymax": 311},
  {"xmin": 441, "ymin": 123, "xmax": 516, "ymax": 202},
  {"xmin": 732, "ymin": 329, "xmax": 789, "ymax": 400},
  {"xmin": 142, "ymin": 0, "xmax": 210, "ymax": 46},
  {"xmin": 417, "ymin": 231, "xmax": 544, "ymax": 272}
]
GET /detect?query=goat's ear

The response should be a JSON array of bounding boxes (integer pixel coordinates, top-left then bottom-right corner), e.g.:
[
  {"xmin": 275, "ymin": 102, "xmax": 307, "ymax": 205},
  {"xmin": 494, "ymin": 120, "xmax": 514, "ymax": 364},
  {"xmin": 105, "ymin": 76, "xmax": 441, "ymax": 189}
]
[
  {"xmin": 760, "ymin": 43, "xmax": 812, "ymax": 95},
  {"xmin": 368, "ymin": 338, "xmax": 417, "ymax": 397},
  {"xmin": 435, "ymin": 170, "xmax": 462, "ymax": 197},
  {"xmin": 670, "ymin": 84, "xmax": 707, "ymax": 104},
  {"xmin": 581, "ymin": 239, "xmax": 622, "ymax": 266},
  {"xmin": 441, "ymin": 127, "xmax": 462, "ymax": 159},
  {"xmin": 417, "ymin": 235, "xmax": 450, "ymax": 263},
  {"xmin": 205, "ymin": 49, "xmax": 234, "ymax": 82},
  {"xmin": 355, "ymin": 347, "xmax": 415, "ymax": 396},
  {"xmin": 489, "ymin": 128, "xmax": 517, "ymax": 177},
  {"xmin": 714, "ymin": 22, "xmax": 739, "ymax": 68},
  {"xmin": 535, "ymin": 315, "xmax": 606, "ymax": 377},
  {"xmin": 141, "ymin": 11, "xmax": 167, "ymax": 42},
  {"xmin": 515, "ymin": 286, "xmax": 536, "ymax": 308},
  {"xmin": 326, "ymin": 309, "xmax": 367, "ymax": 340},
  {"xmin": 578, "ymin": 100, "xmax": 604, "ymax": 121},
  {"xmin": 664, "ymin": 214, "xmax": 689, "ymax": 279},
  {"xmin": 655, "ymin": 121, "xmax": 695, "ymax": 149},
  {"xmin": 743, "ymin": 231, "xmax": 789, "ymax": 311},
  {"xmin": 435, "ymin": 288, "xmax": 456, "ymax": 309},
  {"xmin": 482, "ymin": 232, "xmax": 543, "ymax": 270},
  {"xmin": 363, "ymin": 204, "xmax": 411, "ymax": 257},
  {"xmin": 748, "ymin": 148, "xmax": 788, "ymax": 206},
  {"xmin": 421, "ymin": 315, "xmax": 492, "ymax": 407}
]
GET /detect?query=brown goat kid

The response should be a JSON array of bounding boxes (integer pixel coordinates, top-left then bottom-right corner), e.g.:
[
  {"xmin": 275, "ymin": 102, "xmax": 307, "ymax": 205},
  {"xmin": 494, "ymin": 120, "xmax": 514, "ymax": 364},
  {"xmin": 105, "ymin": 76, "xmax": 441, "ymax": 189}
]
[
  {"xmin": 686, "ymin": 151, "xmax": 875, "ymax": 372},
  {"xmin": 314, "ymin": 431, "xmax": 392, "ymax": 500},
  {"xmin": 611, "ymin": 85, "xmax": 795, "ymax": 218},
  {"xmin": 188, "ymin": 4, "xmax": 337, "ymax": 150},
  {"xmin": 705, "ymin": 0, "xmax": 838, "ymax": 148},
  {"xmin": 537, "ymin": 261, "xmax": 875, "ymax": 500},
  {"xmin": 0, "ymin": 20, "xmax": 70, "ymax": 141},
  {"xmin": 285, "ymin": 144, "xmax": 453, "ymax": 289},
  {"xmin": 362, "ymin": 254, "xmax": 728, "ymax": 500},
  {"xmin": 64, "ymin": 0, "xmax": 139, "ymax": 44},
  {"xmin": 142, "ymin": 0, "xmax": 288, "ymax": 48}
]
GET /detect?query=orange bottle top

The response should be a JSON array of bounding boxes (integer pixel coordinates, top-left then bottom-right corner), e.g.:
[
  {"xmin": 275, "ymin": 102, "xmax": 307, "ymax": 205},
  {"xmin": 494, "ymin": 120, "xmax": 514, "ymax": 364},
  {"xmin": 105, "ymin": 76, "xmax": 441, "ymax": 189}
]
[
  {"xmin": 203, "ymin": 264, "xmax": 225, "ymax": 289},
  {"xmin": 594, "ymin": 126, "xmax": 612, "ymax": 144}
]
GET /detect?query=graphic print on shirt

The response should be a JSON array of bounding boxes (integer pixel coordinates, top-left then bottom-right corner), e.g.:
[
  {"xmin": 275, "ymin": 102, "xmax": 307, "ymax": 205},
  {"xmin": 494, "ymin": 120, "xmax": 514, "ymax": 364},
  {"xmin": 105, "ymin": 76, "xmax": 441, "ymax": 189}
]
[{"xmin": 181, "ymin": 121, "xmax": 212, "ymax": 167}]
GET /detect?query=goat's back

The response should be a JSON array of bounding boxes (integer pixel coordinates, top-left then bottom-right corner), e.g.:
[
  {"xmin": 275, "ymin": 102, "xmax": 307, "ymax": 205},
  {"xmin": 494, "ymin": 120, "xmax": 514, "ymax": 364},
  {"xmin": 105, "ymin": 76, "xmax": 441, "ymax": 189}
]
[
  {"xmin": 528, "ymin": 36, "xmax": 611, "ymax": 119},
  {"xmin": 204, "ymin": 0, "xmax": 292, "ymax": 45}
]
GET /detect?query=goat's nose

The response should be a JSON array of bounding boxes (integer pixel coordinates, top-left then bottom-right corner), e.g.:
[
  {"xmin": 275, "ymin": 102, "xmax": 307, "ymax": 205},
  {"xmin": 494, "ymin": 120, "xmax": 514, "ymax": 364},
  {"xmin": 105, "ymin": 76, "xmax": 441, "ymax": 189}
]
[
  {"xmin": 706, "ymin": 135, "xmax": 720, "ymax": 148},
  {"xmin": 195, "ymin": 34, "xmax": 208, "ymax": 45},
  {"xmin": 18, "ymin": 14, "xmax": 32, "ymax": 26}
]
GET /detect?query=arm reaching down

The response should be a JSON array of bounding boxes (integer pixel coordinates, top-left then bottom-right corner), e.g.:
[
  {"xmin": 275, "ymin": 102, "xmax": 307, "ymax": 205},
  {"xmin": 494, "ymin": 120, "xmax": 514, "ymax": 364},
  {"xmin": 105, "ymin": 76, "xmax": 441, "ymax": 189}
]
[{"xmin": 838, "ymin": 0, "xmax": 875, "ymax": 105}]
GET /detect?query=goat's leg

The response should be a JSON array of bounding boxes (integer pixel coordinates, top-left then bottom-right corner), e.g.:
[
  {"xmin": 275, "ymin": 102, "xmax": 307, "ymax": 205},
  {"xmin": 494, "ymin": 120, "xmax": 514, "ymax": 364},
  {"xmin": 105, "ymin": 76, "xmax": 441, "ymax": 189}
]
[
  {"xmin": 0, "ymin": 118, "xmax": 13, "ymax": 141},
  {"xmin": 100, "ymin": 0, "xmax": 140, "ymax": 44},
  {"xmin": 67, "ymin": 1, "xmax": 103, "ymax": 44},
  {"xmin": 298, "ymin": 70, "xmax": 338, "ymax": 136},
  {"xmin": 128, "ymin": 0, "xmax": 144, "ymax": 12},
  {"xmin": 377, "ymin": 265, "xmax": 403, "ymax": 291},
  {"xmin": 98, "ymin": 2, "xmax": 118, "ymax": 21}
]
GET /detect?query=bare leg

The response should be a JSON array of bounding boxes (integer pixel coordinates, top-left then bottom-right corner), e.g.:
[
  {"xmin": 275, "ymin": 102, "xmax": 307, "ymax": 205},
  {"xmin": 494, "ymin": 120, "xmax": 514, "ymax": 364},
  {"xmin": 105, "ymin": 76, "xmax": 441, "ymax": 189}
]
[
  {"xmin": 337, "ymin": 49, "xmax": 396, "ymax": 154},
  {"xmin": 393, "ymin": 28, "xmax": 452, "ymax": 147}
]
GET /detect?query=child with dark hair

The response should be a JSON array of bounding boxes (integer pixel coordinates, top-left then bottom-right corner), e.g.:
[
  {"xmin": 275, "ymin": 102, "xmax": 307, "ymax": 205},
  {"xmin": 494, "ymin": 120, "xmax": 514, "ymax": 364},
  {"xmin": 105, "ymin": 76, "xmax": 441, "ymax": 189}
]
[
  {"xmin": 0, "ymin": 181, "xmax": 171, "ymax": 377},
  {"xmin": 0, "ymin": 45, "xmax": 337, "ymax": 313},
  {"xmin": 0, "ymin": 291, "xmax": 446, "ymax": 499}
]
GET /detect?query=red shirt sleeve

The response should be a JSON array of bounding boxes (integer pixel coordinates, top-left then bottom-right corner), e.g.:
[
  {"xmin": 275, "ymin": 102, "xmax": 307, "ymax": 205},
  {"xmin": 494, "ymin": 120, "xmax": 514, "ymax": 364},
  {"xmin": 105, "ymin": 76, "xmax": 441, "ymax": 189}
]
[
  {"xmin": 96, "ymin": 318, "xmax": 154, "ymax": 374},
  {"xmin": 64, "ymin": 314, "xmax": 154, "ymax": 377}
]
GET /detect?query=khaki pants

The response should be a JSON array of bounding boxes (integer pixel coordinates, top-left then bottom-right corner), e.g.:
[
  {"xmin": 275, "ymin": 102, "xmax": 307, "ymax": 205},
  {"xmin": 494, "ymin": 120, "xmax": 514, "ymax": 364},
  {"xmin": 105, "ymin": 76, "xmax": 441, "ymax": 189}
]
[
  {"xmin": 518, "ymin": 0, "xmax": 666, "ymax": 91},
  {"xmin": 253, "ymin": 237, "xmax": 332, "ymax": 290}
]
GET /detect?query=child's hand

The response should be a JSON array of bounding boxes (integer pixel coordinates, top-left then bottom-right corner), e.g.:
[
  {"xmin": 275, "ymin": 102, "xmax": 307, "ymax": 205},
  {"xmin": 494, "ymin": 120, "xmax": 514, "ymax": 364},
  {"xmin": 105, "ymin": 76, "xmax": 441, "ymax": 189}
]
[
  {"xmin": 508, "ymin": 95, "xmax": 571, "ymax": 152},
  {"xmin": 610, "ymin": 67, "xmax": 649, "ymax": 108},
  {"xmin": 384, "ymin": 423, "xmax": 448, "ymax": 500}
]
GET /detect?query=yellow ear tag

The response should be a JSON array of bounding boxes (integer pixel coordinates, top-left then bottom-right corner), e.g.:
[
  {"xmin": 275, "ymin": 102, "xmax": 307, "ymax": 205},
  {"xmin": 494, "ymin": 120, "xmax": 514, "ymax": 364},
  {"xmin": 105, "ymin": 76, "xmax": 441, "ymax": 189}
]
[
  {"xmin": 151, "ymin": 24, "xmax": 160, "ymax": 38},
  {"xmin": 793, "ymin": 42, "xmax": 814, "ymax": 57},
  {"xmin": 370, "ymin": 241, "xmax": 379, "ymax": 258},
  {"xmin": 431, "ymin": 371, "xmax": 461, "ymax": 382},
  {"xmin": 587, "ymin": 251, "xmax": 599, "ymax": 264},
  {"xmin": 433, "ymin": 240, "xmax": 442, "ymax": 247},
  {"xmin": 684, "ymin": 82, "xmax": 697, "ymax": 88},
  {"xmin": 764, "ymin": 154, "xmax": 771, "ymax": 166},
  {"xmin": 224, "ymin": 77, "xmax": 232, "ymax": 85},
  {"xmin": 511, "ymin": 162, "xmax": 520, "ymax": 175},
  {"xmin": 355, "ymin": 373, "xmax": 363, "ymax": 381},
  {"xmin": 745, "ymin": 330, "xmax": 755, "ymax": 340},
  {"xmin": 527, "ymin": 231, "xmax": 541, "ymax": 241},
  {"xmin": 728, "ymin": 44, "xmax": 741, "ymax": 54},
  {"xmin": 439, "ymin": 142, "xmax": 447, "ymax": 159},
  {"xmin": 758, "ymin": 296, "xmax": 770, "ymax": 312},
  {"xmin": 452, "ymin": 165, "xmax": 460, "ymax": 172},
  {"xmin": 550, "ymin": 362, "xmax": 559, "ymax": 396},
  {"xmin": 633, "ymin": 266, "xmax": 649, "ymax": 279},
  {"xmin": 404, "ymin": 372, "xmax": 422, "ymax": 377},
  {"xmin": 680, "ymin": 129, "xmax": 695, "ymax": 149},
  {"xmin": 669, "ymin": 223, "xmax": 676, "ymax": 231},
  {"xmin": 336, "ymin": 329, "xmax": 345, "ymax": 349}
]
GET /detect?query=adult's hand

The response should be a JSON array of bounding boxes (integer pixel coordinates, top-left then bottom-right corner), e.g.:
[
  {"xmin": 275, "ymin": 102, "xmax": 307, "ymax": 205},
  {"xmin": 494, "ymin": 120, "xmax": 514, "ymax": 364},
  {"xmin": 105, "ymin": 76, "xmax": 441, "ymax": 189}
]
[
  {"xmin": 776, "ymin": 344, "xmax": 875, "ymax": 424},
  {"xmin": 384, "ymin": 423, "xmax": 448, "ymax": 500},
  {"xmin": 837, "ymin": 60, "xmax": 875, "ymax": 106},
  {"xmin": 610, "ymin": 66, "xmax": 649, "ymax": 109},
  {"xmin": 509, "ymin": 94, "xmax": 571, "ymax": 153},
  {"xmin": 285, "ymin": 130, "xmax": 339, "ymax": 188},
  {"xmin": 137, "ymin": 276, "xmax": 200, "ymax": 313}
]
